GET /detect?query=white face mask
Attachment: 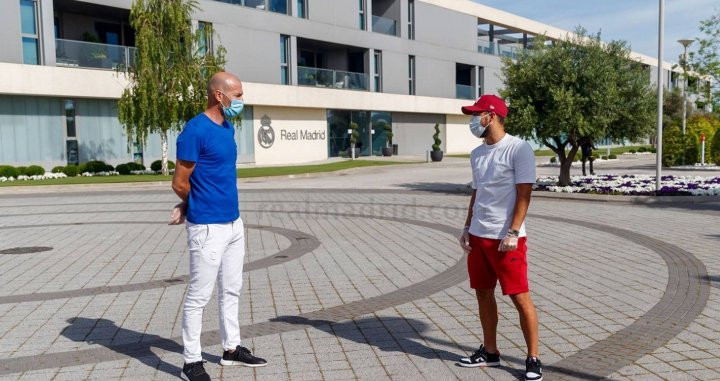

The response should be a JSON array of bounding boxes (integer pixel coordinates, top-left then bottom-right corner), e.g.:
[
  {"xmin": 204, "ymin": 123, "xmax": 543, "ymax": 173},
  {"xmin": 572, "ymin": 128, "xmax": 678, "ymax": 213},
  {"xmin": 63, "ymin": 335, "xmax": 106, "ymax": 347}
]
[{"xmin": 469, "ymin": 114, "xmax": 492, "ymax": 138}]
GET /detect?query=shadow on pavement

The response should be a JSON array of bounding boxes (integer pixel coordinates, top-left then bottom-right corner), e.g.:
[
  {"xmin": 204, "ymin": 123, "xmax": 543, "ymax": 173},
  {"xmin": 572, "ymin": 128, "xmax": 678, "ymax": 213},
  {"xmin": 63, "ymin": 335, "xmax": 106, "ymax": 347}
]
[
  {"xmin": 273, "ymin": 315, "xmax": 624, "ymax": 381},
  {"xmin": 395, "ymin": 182, "xmax": 466, "ymax": 194},
  {"xmin": 62, "ymin": 317, "xmax": 219, "ymax": 378}
]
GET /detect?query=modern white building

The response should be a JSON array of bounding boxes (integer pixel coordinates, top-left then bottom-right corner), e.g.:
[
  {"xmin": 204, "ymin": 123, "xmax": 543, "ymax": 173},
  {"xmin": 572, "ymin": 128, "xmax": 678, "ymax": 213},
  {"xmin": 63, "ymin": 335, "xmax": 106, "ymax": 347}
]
[{"xmin": 0, "ymin": 0, "xmax": 693, "ymax": 168}]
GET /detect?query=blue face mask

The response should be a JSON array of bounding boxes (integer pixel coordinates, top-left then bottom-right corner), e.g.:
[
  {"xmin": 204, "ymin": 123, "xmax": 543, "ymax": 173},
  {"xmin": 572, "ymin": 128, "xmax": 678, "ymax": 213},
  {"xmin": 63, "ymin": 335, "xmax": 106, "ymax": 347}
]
[
  {"xmin": 469, "ymin": 114, "xmax": 492, "ymax": 138},
  {"xmin": 220, "ymin": 92, "xmax": 244, "ymax": 119}
]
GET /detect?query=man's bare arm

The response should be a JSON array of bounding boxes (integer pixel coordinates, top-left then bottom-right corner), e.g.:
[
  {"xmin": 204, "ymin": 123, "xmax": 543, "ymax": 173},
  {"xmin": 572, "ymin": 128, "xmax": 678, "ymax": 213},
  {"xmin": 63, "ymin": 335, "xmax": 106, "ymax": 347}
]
[{"xmin": 172, "ymin": 159, "xmax": 196, "ymax": 202}]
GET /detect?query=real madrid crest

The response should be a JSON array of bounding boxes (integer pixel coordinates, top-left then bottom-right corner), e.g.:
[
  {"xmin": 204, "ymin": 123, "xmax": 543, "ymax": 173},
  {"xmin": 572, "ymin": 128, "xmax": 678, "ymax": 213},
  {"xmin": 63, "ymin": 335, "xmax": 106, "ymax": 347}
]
[{"xmin": 257, "ymin": 115, "xmax": 275, "ymax": 149}]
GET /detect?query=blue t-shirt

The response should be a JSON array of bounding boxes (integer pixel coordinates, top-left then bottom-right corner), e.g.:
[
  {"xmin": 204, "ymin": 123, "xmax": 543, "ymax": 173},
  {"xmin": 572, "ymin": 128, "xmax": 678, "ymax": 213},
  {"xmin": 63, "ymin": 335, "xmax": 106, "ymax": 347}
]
[{"xmin": 176, "ymin": 113, "xmax": 239, "ymax": 224}]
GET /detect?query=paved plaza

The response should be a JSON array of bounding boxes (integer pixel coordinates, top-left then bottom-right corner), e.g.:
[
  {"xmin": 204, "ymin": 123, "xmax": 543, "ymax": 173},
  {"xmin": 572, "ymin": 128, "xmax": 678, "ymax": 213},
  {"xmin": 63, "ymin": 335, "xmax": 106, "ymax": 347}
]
[{"xmin": 0, "ymin": 159, "xmax": 719, "ymax": 380}]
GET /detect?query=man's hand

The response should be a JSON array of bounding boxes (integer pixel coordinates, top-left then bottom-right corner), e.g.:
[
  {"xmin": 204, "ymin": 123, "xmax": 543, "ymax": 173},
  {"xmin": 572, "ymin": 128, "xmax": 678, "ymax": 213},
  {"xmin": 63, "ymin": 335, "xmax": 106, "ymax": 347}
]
[
  {"xmin": 459, "ymin": 227, "xmax": 472, "ymax": 254},
  {"xmin": 169, "ymin": 202, "xmax": 187, "ymax": 225},
  {"xmin": 498, "ymin": 232, "xmax": 518, "ymax": 252}
]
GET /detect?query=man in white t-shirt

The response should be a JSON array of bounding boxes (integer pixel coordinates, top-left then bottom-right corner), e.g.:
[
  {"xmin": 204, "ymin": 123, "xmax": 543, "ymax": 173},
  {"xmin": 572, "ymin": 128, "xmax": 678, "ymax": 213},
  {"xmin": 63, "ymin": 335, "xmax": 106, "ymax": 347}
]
[{"xmin": 456, "ymin": 95, "xmax": 542, "ymax": 381}]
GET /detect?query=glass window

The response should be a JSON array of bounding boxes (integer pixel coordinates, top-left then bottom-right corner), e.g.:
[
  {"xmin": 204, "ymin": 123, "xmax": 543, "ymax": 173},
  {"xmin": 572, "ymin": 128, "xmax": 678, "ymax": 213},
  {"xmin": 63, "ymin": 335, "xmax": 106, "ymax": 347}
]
[
  {"xmin": 297, "ymin": 0, "xmax": 306, "ymax": 18},
  {"xmin": 408, "ymin": 55, "xmax": 416, "ymax": 95},
  {"xmin": 358, "ymin": 0, "xmax": 365, "ymax": 30},
  {"xmin": 198, "ymin": 21, "xmax": 213, "ymax": 56},
  {"xmin": 22, "ymin": 37, "xmax": 39, "ymax": 65},
  {"xmin": 280, "ymin": 35, "xmax": 290, "ymax": 85},
  {"xmin": 20, "ymin": 0, "xmax": 37, "ymax": 35},
  {"xmin": 373, "ymin": 51, "xmax": 382, "ymax": 92},
  {"xmin": 244, "ymin": 0, "xmax": 265, "ymax": 10},
  {"xmin": 269, "ymin": 0, "xmax": 288, "ymax": 14},
  {"xmin": 408, "ymin": 0, "xmax": 415, "ymax": 40},
  {"xmin": 64, "ymin": 100, "xmax": 76, "ymax": 137},
  {"xmin": 20, "ymin": 0, "xmax": 40, "ymax": 65}
]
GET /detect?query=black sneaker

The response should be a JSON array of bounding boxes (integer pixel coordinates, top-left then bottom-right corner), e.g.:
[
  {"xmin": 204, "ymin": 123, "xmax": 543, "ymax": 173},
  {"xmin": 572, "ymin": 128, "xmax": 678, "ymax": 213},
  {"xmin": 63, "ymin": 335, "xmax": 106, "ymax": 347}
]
[
  {"xmin": 525, "ymin": 357, "xmax": 543, "ymax": 381},
  {"xmin": 181, "ymin": 361, "xmax": 210, "ymax": 381},
  {"xmin": 457, "ymin": 344, "xmax": 501, "ymax": 367},
  {"xmin": 220, "ymin": 345, "xmax": 268, "ymax": 367}
]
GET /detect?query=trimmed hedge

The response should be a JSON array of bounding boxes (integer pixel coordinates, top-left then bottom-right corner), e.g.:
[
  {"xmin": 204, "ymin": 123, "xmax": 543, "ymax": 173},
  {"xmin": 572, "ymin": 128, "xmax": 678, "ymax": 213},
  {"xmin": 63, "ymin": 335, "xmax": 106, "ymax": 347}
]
[
  {"xmin": 24, "ymin": 165, "xmax": 45, "ymax": 176},
  {"xmin": 150, "ymin": 160, "xmax": 175, "ymax": 172},
  {"xmin": 608, "ymin": 154, "xmax": 617, "ymax": 159},
  {"xmin": 52, "ymin": 166, "xmax": 65, "ymax": 173},
  {"xmin": 0, "ymin": 165, "xmax": 19, "ymax": 178},
  {"xmin": 63, "ymin": 165, "xmax": 79, "ymax": 177}
]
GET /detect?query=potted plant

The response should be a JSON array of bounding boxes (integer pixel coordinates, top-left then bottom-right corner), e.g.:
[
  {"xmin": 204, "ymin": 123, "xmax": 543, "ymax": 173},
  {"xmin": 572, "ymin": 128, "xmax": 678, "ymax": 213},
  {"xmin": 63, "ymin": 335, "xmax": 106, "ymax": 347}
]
[
  {"xmin": 381, "ymin": 121, "xmax": 393, "ymax": 157},
  {"xmin": 430, "ymin": 123, "xmax": 443, "ymax": 162},
  {"xmin": 347, "ymin": 122, "xmax": 360, "ymax": 159}
]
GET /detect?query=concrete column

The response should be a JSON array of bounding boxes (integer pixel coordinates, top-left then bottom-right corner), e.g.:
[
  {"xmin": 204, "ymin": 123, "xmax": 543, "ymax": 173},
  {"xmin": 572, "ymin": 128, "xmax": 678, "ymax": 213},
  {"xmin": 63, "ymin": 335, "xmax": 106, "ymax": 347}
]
[
  {"xmin": 366, "ymin": 0, "xmax": 372, "ymax": 31},
  {"xmin": 472, "ymin": 65, "xmax": 480, "ymax": 99},
  {"xmin": 39, "ymin": 0, "xmax": 56, "ymax": 66}
]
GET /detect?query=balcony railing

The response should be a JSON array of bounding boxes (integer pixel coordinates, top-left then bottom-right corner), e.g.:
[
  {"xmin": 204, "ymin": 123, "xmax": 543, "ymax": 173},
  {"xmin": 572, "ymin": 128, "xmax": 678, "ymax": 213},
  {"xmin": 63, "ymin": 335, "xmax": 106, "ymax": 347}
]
[
  {"xmin": 298, "ymin": 66, "xmax": 368, "ymax": 91},
  {"xmin": 477, "ymin": 39, "xmax": 523, "ymax": 60},
  {"xmin": 372, "ymin": 15, "xmax": 397, "ymax": 36},
  {"xmin": 456, "ymin": 84, "xmax": 474, "ymax": 100},
  {"xmin": 55, "ymin": 39, "xmax": 135, "ymax": 70}
]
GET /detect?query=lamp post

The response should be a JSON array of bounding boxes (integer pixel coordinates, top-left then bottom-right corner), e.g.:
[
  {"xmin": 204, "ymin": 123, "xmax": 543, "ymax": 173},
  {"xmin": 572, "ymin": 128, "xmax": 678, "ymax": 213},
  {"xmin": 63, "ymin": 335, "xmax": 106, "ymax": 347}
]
[
  {"xmin": 655, "ymin": 0, "xmax": 665, "ymax": 192},
  {"xmin": 678, "ymin": 39, "xmax": 694, "ymax": 167}
]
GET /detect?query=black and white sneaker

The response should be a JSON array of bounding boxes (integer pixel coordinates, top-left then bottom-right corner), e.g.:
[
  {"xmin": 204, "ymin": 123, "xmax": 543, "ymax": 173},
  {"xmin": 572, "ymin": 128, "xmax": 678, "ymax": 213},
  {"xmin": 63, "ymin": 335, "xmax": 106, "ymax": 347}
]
[
  {"xmin": 181, "ymin": 361, "xmax": 210, "ymax": 381},
  {"xmin": 220, "ymin": 346, "xmax": 268, "ymax": 367},
  {"xmin": 457, "ymin": 345, "xmax": 501, "ymax": 367},
  {"xmin": 525, "ymin": 357, "xmax": 543, "ymax": 381}
]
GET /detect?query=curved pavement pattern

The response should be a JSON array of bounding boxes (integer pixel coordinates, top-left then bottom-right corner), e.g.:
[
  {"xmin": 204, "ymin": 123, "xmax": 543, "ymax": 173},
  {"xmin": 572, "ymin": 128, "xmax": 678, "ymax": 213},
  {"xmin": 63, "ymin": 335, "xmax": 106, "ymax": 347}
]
[{"xmin": 0, "ymin": 190, "xmax": 714, "ymax": 380}]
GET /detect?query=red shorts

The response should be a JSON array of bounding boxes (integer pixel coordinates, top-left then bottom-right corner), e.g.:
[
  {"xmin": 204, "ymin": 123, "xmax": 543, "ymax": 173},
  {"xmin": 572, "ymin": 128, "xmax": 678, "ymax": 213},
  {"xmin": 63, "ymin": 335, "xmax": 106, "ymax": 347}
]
[{"xmin": 467, "ymin": 234, "xmax": 529, "ymax": 295}]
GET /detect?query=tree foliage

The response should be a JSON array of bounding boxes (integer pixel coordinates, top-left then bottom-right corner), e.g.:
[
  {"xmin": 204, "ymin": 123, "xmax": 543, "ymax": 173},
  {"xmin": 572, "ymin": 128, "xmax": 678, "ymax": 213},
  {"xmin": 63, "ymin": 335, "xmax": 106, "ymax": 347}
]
[
  {"xmin": 118, "ymin": 0, "xmax": 226, "ymax": 175},
  {"xmin": 500, "ymin": 29, "xmax": 655, "ymax": 186},
  {"xmin": 690, "ymin": 10, "xmax": 720, "ymax": 110}
]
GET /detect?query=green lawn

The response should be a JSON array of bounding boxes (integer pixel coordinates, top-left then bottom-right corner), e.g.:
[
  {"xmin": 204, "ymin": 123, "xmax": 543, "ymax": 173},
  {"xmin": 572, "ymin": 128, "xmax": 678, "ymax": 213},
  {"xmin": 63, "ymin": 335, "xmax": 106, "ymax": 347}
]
[
  {"xmin": 0, "ymin": 160, "xmax": 417, "ymax": 187},
  {"xmin": 449, "ymin": 145, "xmax": 653, "ymax": 159}
]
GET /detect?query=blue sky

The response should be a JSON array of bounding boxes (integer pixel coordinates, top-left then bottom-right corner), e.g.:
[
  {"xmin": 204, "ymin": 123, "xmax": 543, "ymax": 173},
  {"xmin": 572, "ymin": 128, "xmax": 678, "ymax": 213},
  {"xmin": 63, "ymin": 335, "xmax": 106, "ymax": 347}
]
[{"xmin": 473, "ymin": 0, "xmax": 718, "ymax": 64}]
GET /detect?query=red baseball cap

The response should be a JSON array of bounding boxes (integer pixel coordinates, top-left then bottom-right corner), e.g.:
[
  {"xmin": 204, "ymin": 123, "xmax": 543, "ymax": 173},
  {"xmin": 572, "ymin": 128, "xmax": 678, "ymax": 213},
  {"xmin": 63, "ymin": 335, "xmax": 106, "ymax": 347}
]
[{"xmin": 461, "ymin": 95, "xmax": 508, "ymax": 118}]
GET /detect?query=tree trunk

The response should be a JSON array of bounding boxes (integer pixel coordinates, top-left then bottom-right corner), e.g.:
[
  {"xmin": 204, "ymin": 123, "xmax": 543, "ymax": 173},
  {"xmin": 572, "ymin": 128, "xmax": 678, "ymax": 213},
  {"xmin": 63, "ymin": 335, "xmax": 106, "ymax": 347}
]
[
  {"xmin": 558, "ymin": 158, "xmax": 572, "ymax": 186},
  {"xmin": 351, "ymin": 142, "xmax": 356, "ymax": 160},
  {"xmin": 161, "ymin": 131, "xmax": 169, "ymax": 176}
]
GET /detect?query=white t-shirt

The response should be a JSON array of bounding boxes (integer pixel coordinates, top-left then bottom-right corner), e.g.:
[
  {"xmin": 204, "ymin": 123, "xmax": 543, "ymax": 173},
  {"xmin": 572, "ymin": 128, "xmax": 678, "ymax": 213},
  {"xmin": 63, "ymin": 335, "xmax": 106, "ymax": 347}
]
[{"xmin": 469, "ymin": 134, "xmax": 536, "ymax": 239}]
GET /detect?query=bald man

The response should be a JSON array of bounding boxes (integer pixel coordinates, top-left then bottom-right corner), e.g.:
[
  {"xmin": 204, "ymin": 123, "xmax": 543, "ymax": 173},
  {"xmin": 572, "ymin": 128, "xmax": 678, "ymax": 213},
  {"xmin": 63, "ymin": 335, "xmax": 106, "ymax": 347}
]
[{"xmin": 170, "ymin": 72, "xmax": 267, "ymax": 381}]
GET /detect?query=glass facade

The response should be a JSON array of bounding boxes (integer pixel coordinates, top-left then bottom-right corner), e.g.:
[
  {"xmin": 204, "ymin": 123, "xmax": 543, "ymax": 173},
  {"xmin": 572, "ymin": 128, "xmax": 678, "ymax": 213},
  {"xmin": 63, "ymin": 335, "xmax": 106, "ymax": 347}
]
[{"xmin": 327, "ymin": 110, "xmax": 391, "ymax": 157}]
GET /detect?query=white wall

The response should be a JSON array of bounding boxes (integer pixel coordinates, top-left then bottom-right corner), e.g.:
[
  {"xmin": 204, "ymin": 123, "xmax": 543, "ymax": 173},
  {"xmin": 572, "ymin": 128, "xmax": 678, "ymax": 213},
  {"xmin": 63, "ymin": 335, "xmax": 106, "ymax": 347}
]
[
  {"xmin": 445, "ymin": 114, "xmax": 482, "ymax": 154},
  {"xmin": 392, "ymin": 112, "xmax": 445, "ymax": 155},
  {"xmin": 252, "ymin": 106, "xmax": 328, "ymax": 165}
]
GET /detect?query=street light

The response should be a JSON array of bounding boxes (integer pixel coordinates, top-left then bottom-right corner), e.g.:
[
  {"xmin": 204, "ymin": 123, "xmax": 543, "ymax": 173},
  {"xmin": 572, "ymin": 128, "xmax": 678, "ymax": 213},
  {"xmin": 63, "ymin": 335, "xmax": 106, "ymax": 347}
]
[
  {"xmin": 655, "ymin": 0, "xmax": 664, "ymax": 192},
  {"xmin": 678, "ymin": 39, "xmax": 694, "ymax": 167}
]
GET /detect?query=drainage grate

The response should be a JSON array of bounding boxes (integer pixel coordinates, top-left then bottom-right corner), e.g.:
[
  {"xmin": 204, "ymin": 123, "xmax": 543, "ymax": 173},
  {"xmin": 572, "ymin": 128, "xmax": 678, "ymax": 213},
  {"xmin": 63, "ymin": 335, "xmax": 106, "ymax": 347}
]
[{"xmin": 0, "ymin": 247, "xmax": 53, "ymax": 255}]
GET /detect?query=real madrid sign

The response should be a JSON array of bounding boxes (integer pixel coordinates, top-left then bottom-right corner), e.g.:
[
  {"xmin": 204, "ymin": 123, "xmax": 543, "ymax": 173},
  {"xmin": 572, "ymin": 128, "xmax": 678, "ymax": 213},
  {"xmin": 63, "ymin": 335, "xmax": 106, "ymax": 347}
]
[{"xmin": 257, "ymin": 114, "xmax": 326, "ymax": 149}]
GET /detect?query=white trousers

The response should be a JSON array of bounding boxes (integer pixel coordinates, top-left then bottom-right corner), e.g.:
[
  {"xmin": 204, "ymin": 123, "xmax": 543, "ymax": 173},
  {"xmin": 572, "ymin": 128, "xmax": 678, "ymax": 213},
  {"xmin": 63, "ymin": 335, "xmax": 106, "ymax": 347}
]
[{"xmin": 182, "ymin": 217, "xmax": 245, "ymax": 364}]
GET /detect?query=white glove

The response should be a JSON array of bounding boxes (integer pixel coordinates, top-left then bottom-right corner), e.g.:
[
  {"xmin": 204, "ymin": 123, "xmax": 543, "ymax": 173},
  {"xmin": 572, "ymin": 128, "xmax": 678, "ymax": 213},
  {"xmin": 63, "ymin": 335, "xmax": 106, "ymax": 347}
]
[
  {"xmin": 459, "ymin": 227, "xmax": 471, "ymax": 254},
  {"xmin": 169, "ymin": 202, "xmax": 187, "ymax": 225},
  {"xmin": 498, "ymin": 232, "xmax": 519, "ymax": 252}
]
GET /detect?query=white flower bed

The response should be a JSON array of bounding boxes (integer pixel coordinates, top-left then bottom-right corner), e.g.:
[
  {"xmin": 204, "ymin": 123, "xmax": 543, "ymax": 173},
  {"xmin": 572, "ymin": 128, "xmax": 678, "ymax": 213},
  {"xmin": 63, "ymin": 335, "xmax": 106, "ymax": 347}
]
[
  {"xmin": 0, "ymin": 172, "xmax": 68, "ymax": 182},
  {"xmin": 80, "ymin": 171, "xmax": 120, "ymax": 177},
  {"xmin": 535, "ymin": 174, "xmax": 720, "ymax": 196}
]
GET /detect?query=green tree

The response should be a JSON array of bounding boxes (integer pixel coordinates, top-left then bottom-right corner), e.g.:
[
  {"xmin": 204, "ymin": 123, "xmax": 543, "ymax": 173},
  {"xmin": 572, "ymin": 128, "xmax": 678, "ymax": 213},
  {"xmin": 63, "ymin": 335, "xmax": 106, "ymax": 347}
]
[
  {"xmin": 118, "ymin": 0, "xmax": 226, "ymax": 175},
  {"xmin": 500, "ymin": 29, "xmax": 655, "ymax": 186},
  {"xmin": 710, "ymin": 126, "xmax": 720, "ymax": 165},
  {"xmin": 690, "ymin": 10, "xmax": 720, "ymax": 111}
]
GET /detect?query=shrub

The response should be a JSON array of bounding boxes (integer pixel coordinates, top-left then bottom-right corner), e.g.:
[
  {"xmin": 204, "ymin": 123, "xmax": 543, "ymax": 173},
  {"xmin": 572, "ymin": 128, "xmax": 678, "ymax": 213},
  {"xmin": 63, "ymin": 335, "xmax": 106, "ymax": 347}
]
[
  {"xmin": 25, "ymin": 165, "xmax": 45, "ymax": 176},
  {"xmin": 52, "ymin": 166, "xmax": 65, "ymax": 173},
  {"xmin": 711, "ymin": 127, "xmax": 720, "ymax": 165},
  {"xmin": 85, "ymin": 160, "xmax": 110, "ymax": 173},
  {"xmin": 601, "ymin": 155, "xmax": 608, "ymax": 160},
  {"xmin": 15, "ymin": 166, "xmax": 27, "ymax": 176},
  {"xmin": 0, "ymin": 165, "xmax": 19, "ymax": 178},
  {"xmin": 629, "ymin": 149, "xmax": 636, "ymax": 154},
  {"xmin": 432, "ymin": 123, "xmax": 442, "ymax": 152},
  {"xmin": 62, "ymin": 165, "xmax": 79, "ymax": 177},
  {"xmin": 78, "ymin": 163, "xmax": 88, "ymax": 173},
  {"xmin": 151, "ymin": 160, "xmax": 175, "ymax": 172},
  {"xmin": 638, "ymin": 146, "xmax": 647, "ymax": 153},
  {"xmin": 116, "ymin": 163, "xmax": 131, "ymax": 175},
  {"xmin": 650, "ymin": 147, "xmax": 657, "ymax": 153},
  {"xmin": 608, "ymin": 154, "xmax": 617, "ymax": 159},
  {"xmin": 549, "ymin": 157, "xmax": 556, "ymax": 163},
  {"xmin": 126, "ymin": 162, "xmax": 146, "ymax": 171},
  {"xmin": 106, "ymin": 164, "xmax": 115, "ymax": 172}
]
